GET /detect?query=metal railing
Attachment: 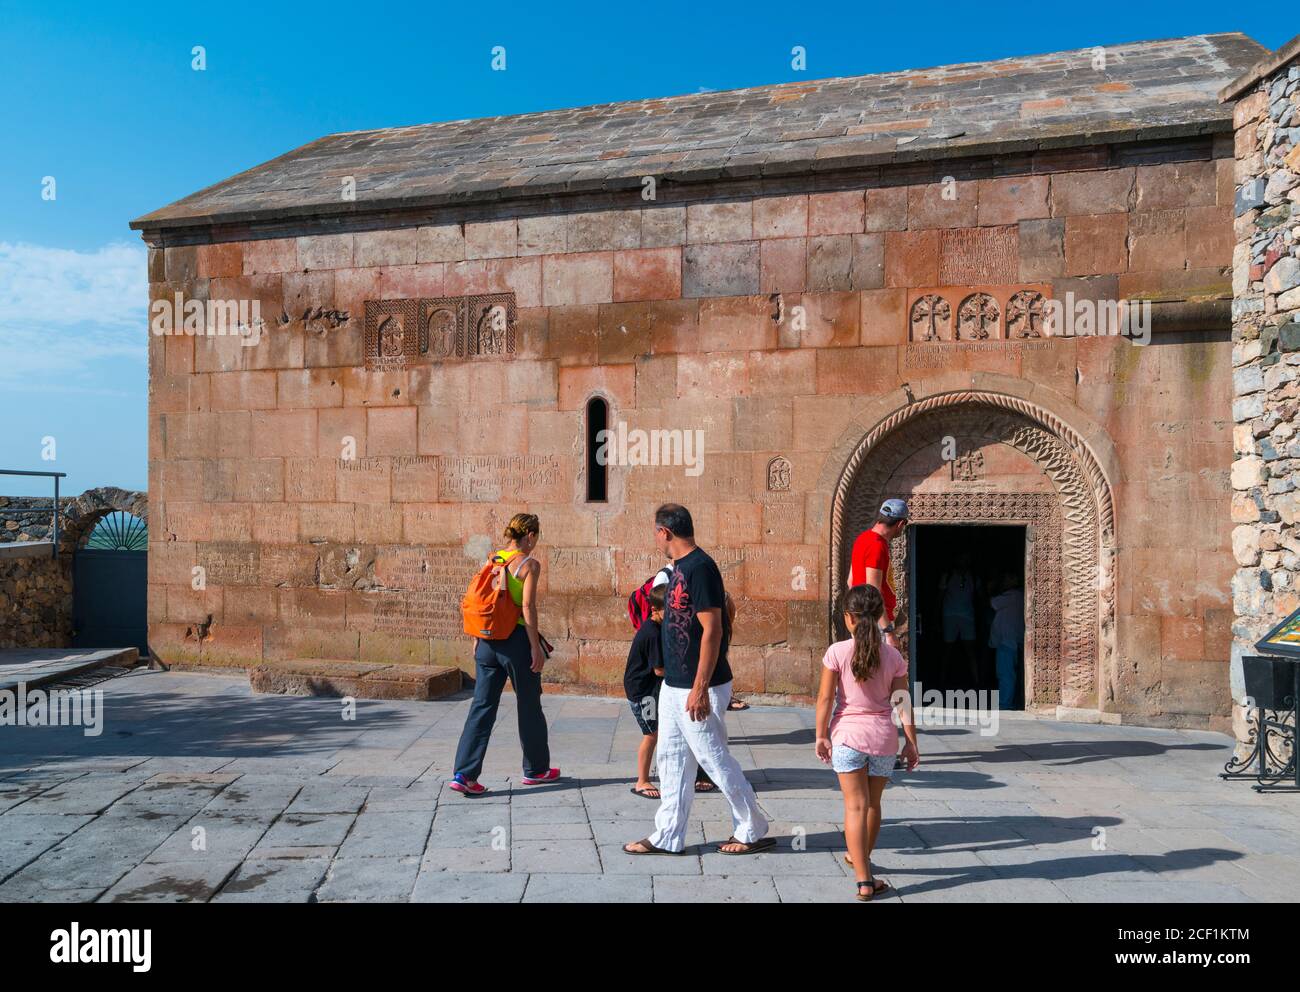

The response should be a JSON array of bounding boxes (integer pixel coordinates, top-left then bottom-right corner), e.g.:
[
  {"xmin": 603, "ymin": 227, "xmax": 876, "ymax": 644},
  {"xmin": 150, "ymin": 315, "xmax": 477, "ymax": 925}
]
[{"xmin": 0, "ymin": 469, "xmax": 67, "ymax": 558}]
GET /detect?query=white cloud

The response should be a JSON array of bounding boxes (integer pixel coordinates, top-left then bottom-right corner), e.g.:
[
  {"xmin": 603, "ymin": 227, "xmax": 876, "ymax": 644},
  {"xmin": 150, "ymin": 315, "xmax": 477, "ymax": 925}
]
[{"xmin": 0, "ymin": 241, "xmax": 148, "ymax": 389}]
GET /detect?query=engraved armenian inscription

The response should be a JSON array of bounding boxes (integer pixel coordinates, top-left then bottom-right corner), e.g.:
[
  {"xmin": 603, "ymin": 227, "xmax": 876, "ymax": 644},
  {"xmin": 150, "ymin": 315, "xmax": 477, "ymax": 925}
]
[{"xmin": 371, "ymin": 546, "xmax": 480, "ymax": 639}]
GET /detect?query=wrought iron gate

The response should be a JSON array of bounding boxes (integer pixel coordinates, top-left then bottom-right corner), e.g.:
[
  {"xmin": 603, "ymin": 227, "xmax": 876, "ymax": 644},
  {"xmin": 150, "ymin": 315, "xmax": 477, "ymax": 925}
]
[{"xmin": 72, "ymin": 512, "xmax": 148, "ymax": 654}]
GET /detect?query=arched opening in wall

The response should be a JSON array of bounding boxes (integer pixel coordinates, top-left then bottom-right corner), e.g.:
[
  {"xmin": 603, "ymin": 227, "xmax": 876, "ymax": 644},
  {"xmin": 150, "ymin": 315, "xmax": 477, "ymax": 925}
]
[
  {"xmin": 73, "ymin": 509, "xmax": 148, "ymax": 655},
  {"xmin": 586, "ymin": 396, "xmax": 609, "ymax": 503},
  {"xmin": 829, "ymin": 394, "xmax": 1116, "ymax": 714}
]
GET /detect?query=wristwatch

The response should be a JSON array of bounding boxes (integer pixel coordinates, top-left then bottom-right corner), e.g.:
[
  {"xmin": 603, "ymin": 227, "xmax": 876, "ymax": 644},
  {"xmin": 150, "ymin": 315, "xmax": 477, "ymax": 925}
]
[{"xmin": 881, "ymin": 622, "xmax": 895, "ymax": 633}]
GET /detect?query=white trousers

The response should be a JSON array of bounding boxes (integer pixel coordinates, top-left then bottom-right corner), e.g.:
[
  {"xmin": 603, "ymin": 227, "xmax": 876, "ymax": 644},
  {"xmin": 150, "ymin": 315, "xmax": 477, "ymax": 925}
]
[{"xmin": 648, "ymin": 681, "xmax": 769, "ymax": 853}]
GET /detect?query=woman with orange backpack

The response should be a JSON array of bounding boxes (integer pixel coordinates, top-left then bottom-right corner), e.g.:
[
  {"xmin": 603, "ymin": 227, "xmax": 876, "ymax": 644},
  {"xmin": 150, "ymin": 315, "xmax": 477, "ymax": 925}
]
[{"xmin": 450, "ymin": 513, "xmax": 560, "ymax": 796}]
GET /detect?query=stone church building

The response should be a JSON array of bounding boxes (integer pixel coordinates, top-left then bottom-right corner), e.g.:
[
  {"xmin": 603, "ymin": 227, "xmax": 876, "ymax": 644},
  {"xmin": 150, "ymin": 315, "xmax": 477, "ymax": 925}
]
[{"xmin": 133, "ymin": 32, "xmax": 1278, "ymax": 733}]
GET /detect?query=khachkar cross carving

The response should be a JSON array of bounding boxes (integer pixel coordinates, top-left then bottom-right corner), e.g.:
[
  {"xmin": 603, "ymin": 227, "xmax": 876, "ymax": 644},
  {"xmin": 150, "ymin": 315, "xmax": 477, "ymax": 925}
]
[
  {"xmin": 767, "ymin": 456, "xmax": 792, "ymax": 492},
  {"xmin": 952, "ymin": 448, "xmax": 984, "ymax": 481},
  {"xmin": 1006, "ymin": 290, "xmax": 1045, "ymax": 338},
  {"xmin": 910, "ymin": 294, "xmax": 951, "ymax": 341},
  {"xmin": 957, "ymin": 292, "xmax": 999, "ymax": 340}
]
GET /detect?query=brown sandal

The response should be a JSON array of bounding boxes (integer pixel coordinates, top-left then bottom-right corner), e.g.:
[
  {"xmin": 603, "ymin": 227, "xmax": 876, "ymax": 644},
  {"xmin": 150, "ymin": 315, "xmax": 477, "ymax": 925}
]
[{"xmin": 856, "ymin": 878, "xmax": 891, "ymax": 901}]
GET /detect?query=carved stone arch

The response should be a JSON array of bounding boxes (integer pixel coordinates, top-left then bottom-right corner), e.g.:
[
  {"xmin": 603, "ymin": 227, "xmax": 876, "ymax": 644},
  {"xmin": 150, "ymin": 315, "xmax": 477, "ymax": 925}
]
[
  {"xmin": 829, "ymin": 391, "xmax": 1116, "ymax": 711},
  {"xmin": 57, "ymin": 487, "xmax": 148, "ymax": 554}
]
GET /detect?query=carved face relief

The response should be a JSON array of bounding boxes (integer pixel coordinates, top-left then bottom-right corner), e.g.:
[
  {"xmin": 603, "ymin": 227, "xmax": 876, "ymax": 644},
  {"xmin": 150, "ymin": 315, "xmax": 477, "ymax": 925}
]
[
  {"xmin": 378, "ymin": 315, "xmax": 404, "ymax": 356},
  {"xmin": 429, "ymin": 307, "xmax": 458, "ymax": 357},
  {"xmin": 475, "ymin": 305, "xmax": 508, "ymax": 355}
]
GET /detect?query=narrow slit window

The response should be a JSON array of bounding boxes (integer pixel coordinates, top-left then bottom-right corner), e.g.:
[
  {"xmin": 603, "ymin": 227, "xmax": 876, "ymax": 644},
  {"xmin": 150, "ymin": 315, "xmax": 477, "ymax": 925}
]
[{"xmin": 586, "ymin": 397, "xmax": 609, "ymax": 503}]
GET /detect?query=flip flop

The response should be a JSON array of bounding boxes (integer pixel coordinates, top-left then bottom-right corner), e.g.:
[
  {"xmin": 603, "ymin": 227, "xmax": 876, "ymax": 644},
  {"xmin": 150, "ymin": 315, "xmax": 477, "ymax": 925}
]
[
  {"xmin": 693, "ymin": 780, "xmax": 717, "ymax": 793},
  {"xmin": 629, "ymin": 785, "xmax": 660, "ymax": 800},
  {"xmin": 717, "ymin": 835, "xmax": 777, "ymax": 855},
  {"xmin": 727, "ymin": 698, "xmax": 750, "ymax": 711},
  {"xmin": 622, "ymin": 838, "xmax": 679, "ymax": 855}
]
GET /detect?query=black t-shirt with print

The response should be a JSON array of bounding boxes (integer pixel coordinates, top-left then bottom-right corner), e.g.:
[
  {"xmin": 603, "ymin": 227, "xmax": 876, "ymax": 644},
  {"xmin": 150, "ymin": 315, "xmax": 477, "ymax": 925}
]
[{"xmin": 661, "ymin": 547, "xmax": 732, "ymax": 690}]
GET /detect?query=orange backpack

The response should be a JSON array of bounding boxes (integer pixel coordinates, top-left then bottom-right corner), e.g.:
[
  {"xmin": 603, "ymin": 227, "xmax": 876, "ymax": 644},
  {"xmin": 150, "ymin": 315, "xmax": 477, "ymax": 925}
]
[{"xmin": 462, "ymin": 554, "xmax": 521, "ymax": 640}]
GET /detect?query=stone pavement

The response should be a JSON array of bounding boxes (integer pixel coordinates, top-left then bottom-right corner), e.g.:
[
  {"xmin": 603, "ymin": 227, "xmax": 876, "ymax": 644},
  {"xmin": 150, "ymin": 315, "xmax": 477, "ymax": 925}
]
[{"xmin": 1, "ymin": 668, "xmax": 1297, "ymax": 903}]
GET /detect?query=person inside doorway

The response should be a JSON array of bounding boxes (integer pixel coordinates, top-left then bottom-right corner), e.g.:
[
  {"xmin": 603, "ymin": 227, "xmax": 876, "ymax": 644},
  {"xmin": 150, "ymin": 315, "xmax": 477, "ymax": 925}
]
[
  {"xmin": 939, "ymin": 550, "xmax": 980, "ymax": 688},
  {"xmin": 989, "ymin": 572, "xmax": 1025, "ymax": 709}
]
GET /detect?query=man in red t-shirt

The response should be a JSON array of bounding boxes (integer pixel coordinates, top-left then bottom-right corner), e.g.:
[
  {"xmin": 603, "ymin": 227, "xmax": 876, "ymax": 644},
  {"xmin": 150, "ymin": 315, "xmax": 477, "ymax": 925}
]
[{"xmin": 849, "ymin": 498, "xmax": 909, "ymax": 651}]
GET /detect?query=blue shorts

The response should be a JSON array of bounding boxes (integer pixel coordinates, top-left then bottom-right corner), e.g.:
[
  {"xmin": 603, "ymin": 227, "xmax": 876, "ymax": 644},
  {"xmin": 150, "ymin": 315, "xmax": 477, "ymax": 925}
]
[{"xmin": 831, "ymin": 744, "xmax": 895, "ymax": 778}]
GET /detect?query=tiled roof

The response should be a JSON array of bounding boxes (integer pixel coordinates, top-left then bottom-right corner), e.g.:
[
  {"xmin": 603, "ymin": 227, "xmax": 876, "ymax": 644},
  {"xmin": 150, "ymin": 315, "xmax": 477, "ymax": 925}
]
[{"xmin": 132, "ymin": 32, "xmax": 1265, "ymax": 235}]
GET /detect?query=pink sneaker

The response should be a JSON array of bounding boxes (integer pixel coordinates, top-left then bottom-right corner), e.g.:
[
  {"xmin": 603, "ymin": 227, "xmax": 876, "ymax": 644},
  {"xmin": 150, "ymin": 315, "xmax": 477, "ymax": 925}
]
[
  {"xmin": 520, "ymin": 767, "xmax": 561, "ymax": 785},
  {"xmin": 448, "ymin": 774, "xmax": 487, "ymax": 796}
]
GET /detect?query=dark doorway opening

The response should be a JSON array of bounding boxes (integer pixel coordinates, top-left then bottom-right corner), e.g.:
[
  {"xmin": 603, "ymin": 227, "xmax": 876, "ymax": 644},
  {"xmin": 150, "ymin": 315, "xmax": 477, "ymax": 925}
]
[{"xmin": 909, "ymin": 524, "xmax": 1025, "ymax": 709}]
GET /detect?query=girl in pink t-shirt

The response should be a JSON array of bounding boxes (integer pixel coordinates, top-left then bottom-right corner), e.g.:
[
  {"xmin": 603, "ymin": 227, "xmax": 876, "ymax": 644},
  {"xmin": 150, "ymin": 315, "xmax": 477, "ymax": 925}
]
[{"xmin": 815, "ymin": 584, "xmax": 919, "ymax": 901}]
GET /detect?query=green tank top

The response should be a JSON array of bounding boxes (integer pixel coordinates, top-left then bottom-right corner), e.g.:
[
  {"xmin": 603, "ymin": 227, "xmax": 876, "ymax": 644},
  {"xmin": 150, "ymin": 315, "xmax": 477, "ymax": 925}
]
[{"xmin": 496, "ymin": 549, "xmax": 530, "ymax": 623}]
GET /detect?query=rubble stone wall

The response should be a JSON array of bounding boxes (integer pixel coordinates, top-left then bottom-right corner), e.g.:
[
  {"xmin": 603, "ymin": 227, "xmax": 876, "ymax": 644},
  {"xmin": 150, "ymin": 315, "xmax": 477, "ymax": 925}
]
[{"xmin": 1229, "ymin": 51, "xmax": 1300, "ymax": 736}]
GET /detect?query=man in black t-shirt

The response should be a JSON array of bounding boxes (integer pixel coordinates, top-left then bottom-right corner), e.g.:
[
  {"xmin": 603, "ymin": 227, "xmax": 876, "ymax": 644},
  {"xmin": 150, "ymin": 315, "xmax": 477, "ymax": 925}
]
[{"xmin": 623, "ymin": 504, "xmax": 772, "ymax": 857}]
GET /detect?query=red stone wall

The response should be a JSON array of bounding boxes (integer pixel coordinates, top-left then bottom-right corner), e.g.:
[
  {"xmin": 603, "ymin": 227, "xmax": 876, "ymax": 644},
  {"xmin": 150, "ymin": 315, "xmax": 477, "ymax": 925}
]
[{"xmin": 146, "ymin": 147, "xmax": 1237, "ymax": 727}]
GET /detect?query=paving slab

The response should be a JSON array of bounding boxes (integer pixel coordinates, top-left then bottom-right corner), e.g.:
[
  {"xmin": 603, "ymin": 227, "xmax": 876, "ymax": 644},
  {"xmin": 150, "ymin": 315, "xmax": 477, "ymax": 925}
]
[
  {"xmin": 523, "ymin": 873, "xmax": 652, "ymax": 903},
  {"xmin": 410, "ymin": 870, "xmax": 528, "ymax": 903},
  {"xmin": 652, "ymin": 875, "xmax": 780, "ymax": 903},
  {"xmin": 100, "ymin": 859, "xmax": 242, "ymax": 903},
  {"xmin": 338, "ymin": 810, "xmax": 434, "ymax": 858},
  {"xmin": 213, "ymin": 858, "xmax": 330, "ymax": 902},
  {"xmin": 315, "ymin": 856, "xmax": 421, "ymax": 902}
]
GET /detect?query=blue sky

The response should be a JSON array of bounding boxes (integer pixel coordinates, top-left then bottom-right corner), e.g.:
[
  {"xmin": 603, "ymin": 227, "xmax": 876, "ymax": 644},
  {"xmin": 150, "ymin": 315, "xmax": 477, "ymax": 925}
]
[{"xmin": 0, "ymin": 0, "xmax": 1290, "ymax": 497}]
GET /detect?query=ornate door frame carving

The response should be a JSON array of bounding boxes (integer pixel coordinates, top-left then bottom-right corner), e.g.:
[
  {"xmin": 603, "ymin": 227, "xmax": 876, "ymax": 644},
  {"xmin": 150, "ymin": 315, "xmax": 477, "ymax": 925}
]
[{"xmin": 828, "ymin": 391, "xmax": 1116, "ymax": 710}]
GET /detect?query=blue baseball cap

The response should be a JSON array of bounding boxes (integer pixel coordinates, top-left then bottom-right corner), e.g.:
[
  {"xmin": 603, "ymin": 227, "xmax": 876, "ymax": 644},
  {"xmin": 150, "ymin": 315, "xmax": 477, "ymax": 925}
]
[{"xmin": 880, "ymin": 498, "xmax": 909, "ymax": 521}]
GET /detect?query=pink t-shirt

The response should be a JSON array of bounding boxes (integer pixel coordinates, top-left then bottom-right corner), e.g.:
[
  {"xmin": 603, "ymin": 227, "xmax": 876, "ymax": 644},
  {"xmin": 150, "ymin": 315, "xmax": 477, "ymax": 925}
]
[{"xmin": 822, "ymin": 638, "xmax": 908, "ymax": 756}]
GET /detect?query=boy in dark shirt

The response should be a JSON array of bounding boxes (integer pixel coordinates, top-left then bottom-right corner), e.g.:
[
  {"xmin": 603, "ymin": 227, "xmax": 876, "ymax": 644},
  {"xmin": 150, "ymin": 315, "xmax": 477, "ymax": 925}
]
[
  {"xmin": 624, "ymin": 584, "xmax": 716, "ymax": 799},
  {"xmin": 625, "ymin": 586, "xmax": 667, "ymax": 798}
]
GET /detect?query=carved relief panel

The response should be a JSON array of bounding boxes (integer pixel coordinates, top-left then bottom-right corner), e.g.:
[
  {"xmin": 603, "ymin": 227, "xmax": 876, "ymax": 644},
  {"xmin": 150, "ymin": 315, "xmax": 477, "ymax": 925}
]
[
  {"xmin": 906, "ymin": 285, "xmax": 1049, "ymax": 343},
  {"xmin": 365, "ymin": 292, "xmax": 516, "ymax": 370}
]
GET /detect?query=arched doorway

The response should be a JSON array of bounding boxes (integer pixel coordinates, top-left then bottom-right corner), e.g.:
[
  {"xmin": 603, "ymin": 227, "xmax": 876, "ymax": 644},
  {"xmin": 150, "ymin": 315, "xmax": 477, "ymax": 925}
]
[
  {"xmin": 64, "ymin": 488, "xmax": 149, "ymax": 656},
  {"xmin": 828, "ymin": 391, "xmax": 1116, "ymax": 712}
]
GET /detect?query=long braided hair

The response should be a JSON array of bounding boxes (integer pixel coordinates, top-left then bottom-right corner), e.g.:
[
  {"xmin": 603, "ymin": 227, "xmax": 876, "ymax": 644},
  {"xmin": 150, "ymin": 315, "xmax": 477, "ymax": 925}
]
[{"xmin": 841, "ymin": 584, "xmax": 884, "ymax": 683}]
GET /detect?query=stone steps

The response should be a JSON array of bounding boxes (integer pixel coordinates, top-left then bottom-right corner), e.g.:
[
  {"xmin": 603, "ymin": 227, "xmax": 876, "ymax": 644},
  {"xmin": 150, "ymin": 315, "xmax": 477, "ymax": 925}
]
[
  {"xmin": 0, "ymin": 646, "xmax": 140, "ymax": 694},
  {"xmin": 248, "ymin": 659, "xmax": 462, "ymax": 701}
]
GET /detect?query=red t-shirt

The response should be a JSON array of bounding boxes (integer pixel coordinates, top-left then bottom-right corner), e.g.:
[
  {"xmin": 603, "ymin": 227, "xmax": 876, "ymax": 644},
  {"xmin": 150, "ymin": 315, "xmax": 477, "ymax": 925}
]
[{"xmin": 850, "ymin": 529, "xmax": 896, "ymax": 622}]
